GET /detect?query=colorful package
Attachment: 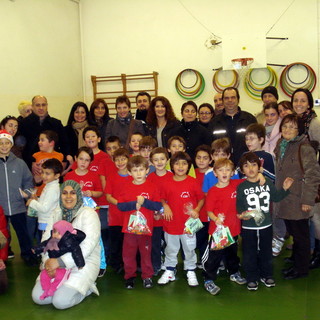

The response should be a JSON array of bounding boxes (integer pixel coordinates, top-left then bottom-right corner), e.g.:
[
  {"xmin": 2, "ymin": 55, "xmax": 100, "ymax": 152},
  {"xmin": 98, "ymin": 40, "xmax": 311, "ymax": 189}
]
[{"xmin": 126, "ymin": 210, "xmax": 151, "ymax": 235}]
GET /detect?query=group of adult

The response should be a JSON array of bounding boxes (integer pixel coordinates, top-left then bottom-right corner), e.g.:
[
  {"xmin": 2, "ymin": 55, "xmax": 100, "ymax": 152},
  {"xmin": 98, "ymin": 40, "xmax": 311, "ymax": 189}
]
[{"xmin": 1, "ymin": 85, "xmax": 320, "ymax": 308}]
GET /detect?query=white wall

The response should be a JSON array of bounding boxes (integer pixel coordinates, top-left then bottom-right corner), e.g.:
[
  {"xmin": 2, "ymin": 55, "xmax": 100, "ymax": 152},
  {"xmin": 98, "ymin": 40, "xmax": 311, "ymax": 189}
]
[
  {"xmin": 81, "ymin": 0, "xmax": 319, "ymax": 118},
  {"xmin": 0, "ymin": 0, "xmax": 83, "ymax": 124},
  {"xmin": 0, "ymin": 0, "xmax": 318, "ymax": 125}
]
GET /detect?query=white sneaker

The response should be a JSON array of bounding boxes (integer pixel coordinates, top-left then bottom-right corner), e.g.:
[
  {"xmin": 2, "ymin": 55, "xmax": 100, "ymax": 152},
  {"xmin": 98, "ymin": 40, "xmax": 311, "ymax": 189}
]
[
  {"xmin": 157, "ymin": 270, "xmax": 176, "ymax": 285},
  {"xmin": 272, "ymin": 237, "xmax": 285, "ymax": 256},
  {"xmin": 186, "ymin": 270, "xmax": 199, "ymax": 287}
]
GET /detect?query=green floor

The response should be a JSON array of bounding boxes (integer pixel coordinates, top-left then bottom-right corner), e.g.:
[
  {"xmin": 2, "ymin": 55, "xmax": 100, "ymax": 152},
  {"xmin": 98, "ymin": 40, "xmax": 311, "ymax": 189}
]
[{"xmin": 1, "ymin": 235, "xmax": 319, "ymax": 320}]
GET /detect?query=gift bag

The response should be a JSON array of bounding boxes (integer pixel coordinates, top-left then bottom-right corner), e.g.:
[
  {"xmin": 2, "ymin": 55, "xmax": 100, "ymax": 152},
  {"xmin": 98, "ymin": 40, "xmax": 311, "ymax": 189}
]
[
  {"xmin": 242, "ymin": 209, "xmax": 265, "ymax": 226},
  {"xmin": 184, "ymin": 217, "xmax": 203, "ymax": 235},
  {"xmin": 126, "ymin": 210, "xmax": 151, "ymax": 235},
  {"xmin": 210, "ymin": 225, "xmax": 234, "ymax": 250}
]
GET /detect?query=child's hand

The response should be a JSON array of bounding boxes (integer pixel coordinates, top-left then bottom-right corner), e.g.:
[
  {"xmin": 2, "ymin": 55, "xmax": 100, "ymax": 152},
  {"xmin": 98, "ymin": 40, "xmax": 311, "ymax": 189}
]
[
  {"xmin": 283, "ymin": 177, "xmax": 294, "ymax": 191},
  {"xmin": 215, "ymin": 216, "xmax": 224, "ymax": 225},
  {"xmin": 257, "ymin": 173, "xmax": 266, "ymax": 186},
  {"xmin": 190, "ymin": 210, "xmax": 199, "ymax": 219},
  {"xmin": 164, "ymin": 206, "xmax": 173, "ymax": 221},
  {"xmin": 137, "ymin": 196, "xmax": 145, "ymax": 206},
  {"xmin": 82, "ymin": 190, "xmax": 92, "ymax": 197}
]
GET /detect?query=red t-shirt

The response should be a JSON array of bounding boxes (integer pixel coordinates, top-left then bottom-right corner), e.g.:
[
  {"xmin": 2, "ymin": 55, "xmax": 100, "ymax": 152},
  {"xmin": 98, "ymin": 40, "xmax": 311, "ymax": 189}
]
[
  {"xmin": 65, "ymin": 170, "xmax": 103, "ymax": 195},
  {"xmin": 147, "ymin": 171, "xmax": 173, "ymax": 227},
  {"xmin": 206, "ymin": 179, "xmax": 243, "ymax": 237},
  {"xmin": 161, "ymin": 176, "xmax": 204, "ymax": 235},
  {"xmin": 118, "ymin": 180, "xmax": 160, "ymax": 236},
  {"xmin": 195, "ymin": 168, "xmax": 208, "ymax": 223},
  {"xmin": 105, "ymin": 172, "xmax": 132, "ymax": 226}
]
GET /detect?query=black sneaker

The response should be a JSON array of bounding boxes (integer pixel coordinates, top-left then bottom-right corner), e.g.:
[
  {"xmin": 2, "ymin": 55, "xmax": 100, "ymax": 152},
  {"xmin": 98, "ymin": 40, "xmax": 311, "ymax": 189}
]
[
  {"xmin": 125, "ymin": 277, "xmax": 135, "ymax": 289},
  {"xmin": 98, "ymin": 269, "xmax": 106, "ymax": 278},
  {"xmin": 143, "ymin": 278, "xmax": 153, "ymax": 289},
  {"xmin": 260, "ymin": 278, "xmax": 275, "ymax": 288},
  {"xmin": 247, "ymin": 281, "xmax": 258, "ymax": 291}
]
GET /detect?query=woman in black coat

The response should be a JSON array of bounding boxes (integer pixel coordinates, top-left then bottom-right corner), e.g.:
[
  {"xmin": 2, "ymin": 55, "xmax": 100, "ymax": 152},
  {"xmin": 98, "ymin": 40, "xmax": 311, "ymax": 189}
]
[
  {"xmin": 169, "ymin": 101, "xmax": 213, "ymax": 161},
  {"xmin": 145, "ymin": 96, "xmax": 179, "ymax": 148}
]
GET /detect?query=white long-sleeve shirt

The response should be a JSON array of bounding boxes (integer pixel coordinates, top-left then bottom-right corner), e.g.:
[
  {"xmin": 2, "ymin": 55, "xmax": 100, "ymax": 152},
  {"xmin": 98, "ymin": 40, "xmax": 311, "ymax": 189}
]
[{"xmin": 29, "ymin": 179, "xmax": 60, "ymax": 224}]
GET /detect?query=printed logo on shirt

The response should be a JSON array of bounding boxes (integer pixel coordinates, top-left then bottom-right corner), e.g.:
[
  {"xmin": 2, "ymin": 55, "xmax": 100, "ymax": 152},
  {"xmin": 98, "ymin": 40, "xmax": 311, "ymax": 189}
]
[
  {"xmin": 140, "ymin": 192, "xmax": 150, "ymax": 199},
  {"xmin": 180, "ymin": 191, "xmax": 190, "ymax": 199}
]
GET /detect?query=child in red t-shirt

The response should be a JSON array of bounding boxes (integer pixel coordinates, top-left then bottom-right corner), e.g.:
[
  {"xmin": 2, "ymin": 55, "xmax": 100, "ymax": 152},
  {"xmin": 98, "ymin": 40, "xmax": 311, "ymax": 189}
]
[
  {"xmin": 148, "ymin": 147, "xmax": 173, "ymax": 275},
  {"xmin": 194, "ymin": 145, "xmax": 212, "ymax": 268},
  {"xmin": 203, "ymin": 158, "xmax": 246, "ymax": 295},
  {"xmin": 117, "ymin": 156, "xmax": 162, "ymax": 289},
  {"xmin": 158, "ymin": 152, "xmax": 204, "ymax": 287},
  {"xmin": 106, "ymin": 148, "xmax": 132, "ymax": 273}
]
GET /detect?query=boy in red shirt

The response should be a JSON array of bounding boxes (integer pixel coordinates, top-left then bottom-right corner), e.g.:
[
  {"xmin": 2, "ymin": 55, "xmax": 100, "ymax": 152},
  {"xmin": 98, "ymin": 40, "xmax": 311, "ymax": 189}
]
[
  {"xmin": 117, "ymin": 155, "xmax": 162, "ymax": 289},
  {"xmin": 158, "ymin": 151, "xmax": 204, "ymax": 287},
  {"xmin": 148, "ymin": 147, "xmax": 173, "ymax": 275},
  {"xmin": 194, "ymin": 145, "xmax": 212, "ymax": 268},
  {"xmin": 203, "ymin": 158, "xmax": 246, "ymax": 295},
  {"xmin": 106, "ymin": 148, "xmax": 132, "ymax": 273}
]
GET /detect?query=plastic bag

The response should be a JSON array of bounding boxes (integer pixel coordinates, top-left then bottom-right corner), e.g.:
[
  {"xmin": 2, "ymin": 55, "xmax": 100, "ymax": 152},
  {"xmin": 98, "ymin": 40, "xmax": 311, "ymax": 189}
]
[
  {"xmin": 210, "ymin": 225, "xmax": 235, "ymax": 250},
  {"xmin": 83, "ymin": 196, "xmax": 98, "ymax": 209},
  {"xmin": 242, "ymin": 209, "xmax": 265, "ymax": 226},
  {"xmin": 126, "ymin": 210, "xmax": 151, "ymax": 235},
  {"xmin": 184, "ymin": 217, "xmax": 204, "ymax": 235}
]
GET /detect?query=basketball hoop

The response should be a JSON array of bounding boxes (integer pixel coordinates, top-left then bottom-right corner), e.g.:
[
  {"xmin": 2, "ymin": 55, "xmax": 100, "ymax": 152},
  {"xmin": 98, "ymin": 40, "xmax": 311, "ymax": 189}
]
[{"xmin": 231, "ymin": 58, "xmax": 254, "ymax": 79}]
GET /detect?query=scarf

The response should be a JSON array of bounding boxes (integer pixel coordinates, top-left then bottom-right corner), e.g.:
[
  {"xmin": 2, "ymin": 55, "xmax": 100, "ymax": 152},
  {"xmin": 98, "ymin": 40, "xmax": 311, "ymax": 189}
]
[
  {"xmin": 279, "ymin": 135, "xmax": 300, "ymax": 159},
  {"xmin": 60, "ymin": 180, "xmax": 84, "ymax": 222},
  {"xmin": 301, "ymin": 109, "xmax": 317, "ymax": 138},
  {"xmin": 72, "ymin": 120, "xmax": 88, "ymax": 148}
]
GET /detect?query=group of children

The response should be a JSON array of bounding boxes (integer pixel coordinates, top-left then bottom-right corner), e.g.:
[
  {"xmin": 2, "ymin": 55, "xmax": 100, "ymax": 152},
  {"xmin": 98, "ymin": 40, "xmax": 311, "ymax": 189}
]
[{"xmin": 0, "ymin": 121, "xmax": 294, "ymax": 297}]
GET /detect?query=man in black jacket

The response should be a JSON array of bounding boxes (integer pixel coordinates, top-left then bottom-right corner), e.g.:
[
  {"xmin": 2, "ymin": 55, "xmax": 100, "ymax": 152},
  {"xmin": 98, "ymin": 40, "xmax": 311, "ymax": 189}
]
[
  {"xmin": 19, "ymin": 95, "xmax": 72, "ymax": 168},
  {"xmin": 211, "ymin": 87, "xmax": 257, "ymax": 165}
]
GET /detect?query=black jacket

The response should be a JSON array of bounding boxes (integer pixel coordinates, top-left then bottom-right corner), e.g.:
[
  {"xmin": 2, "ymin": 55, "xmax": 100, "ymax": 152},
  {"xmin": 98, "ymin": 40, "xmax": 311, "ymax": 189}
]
[
  {"xmin": 169, "ymin": 120, "xmax": 213, "ymax": 161},
  {"xmin": 211, "ymin": 108, "xmax": 257, "ymax": 165},
  {"xmin": 145, "ymin": 119, "xmax": 180, "ymax": 148},
  {"xmin": 33, "ymin": 229, "xmax": 86, "ymax": 268},
  {"xmin": 19, "ymin": 113, "xmax": 70, "ymax": 167}
]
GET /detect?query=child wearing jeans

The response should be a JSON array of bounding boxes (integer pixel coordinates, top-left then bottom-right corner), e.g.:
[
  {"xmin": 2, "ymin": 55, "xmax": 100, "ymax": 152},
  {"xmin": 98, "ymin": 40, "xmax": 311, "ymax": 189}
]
[
  {"xmin": 158, "ymin": 151, "xmax": 204, "ymax": 287},
  {"xmin": 236, "ymin": 152, "xmax": 293, "ymax": 291},
  {"xmin": 117, "ymin": 155, "xmax": 162, "ymax": 289}
]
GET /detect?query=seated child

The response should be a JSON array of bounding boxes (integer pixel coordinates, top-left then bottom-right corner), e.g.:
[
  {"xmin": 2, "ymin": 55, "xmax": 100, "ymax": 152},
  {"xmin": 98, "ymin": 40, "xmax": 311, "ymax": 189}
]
[
  {"xmin": 117, "ymin": 155, "xmax": 162, "ymax": 289},
  {"xmin": 194, "ymin": 145, "xmax": 212, "ymax": 267},
  {"xmin": 129, "ymin": 132, "xmax": 144, "ymax": 156},
  {"xmin": 202, "ymin": 137, "xmax": 239, "ymax": 194},
  {"xmin": 202, "ymin": 159, "xmax": 246, "ymax": 296},
  {"xmin": 158, "ymin": 151, "xmax": 204, "ymax": 287},
  {"xmin": 27, "ymin": 159, "xmax": 63, "ymax": 239},
  {"xmin": 166, "ymin": 136, "xmax": 196, "ymax": 177},
  {"xmin": 106, "ymin": 136, "xmax": 121, "ymax": 159},
  {"xmin": 236, "ymin": 152, "xmax": 293, "ymax": 291},
  {"xmin": 139, "ymin": 136, "xmax": 157, "ymax": 175},
  {"xmin": 148, "ymin": 147, "xmax": 173, "ymax": 275},
  {"xmin": 33, "ymin": 220, "xmax": 86, "ymax": 300}
]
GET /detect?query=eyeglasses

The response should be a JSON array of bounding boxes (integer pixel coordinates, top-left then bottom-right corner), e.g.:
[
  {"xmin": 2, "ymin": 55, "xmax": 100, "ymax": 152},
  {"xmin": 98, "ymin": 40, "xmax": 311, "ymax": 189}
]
[
  {"xmin": 282, "ymin": 125, "xmax": 298, "ymax": 131},
  {"xmin": 199, "ymin": 112, "xmax": 212, "ymax": 115}
]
